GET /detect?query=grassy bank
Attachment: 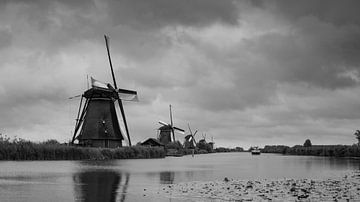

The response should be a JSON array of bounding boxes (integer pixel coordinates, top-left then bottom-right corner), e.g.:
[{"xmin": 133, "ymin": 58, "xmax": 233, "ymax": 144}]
[
  {"xmin": 0, "ymin": 136, "xmax": 165, "ymax": 160},
  {"xmin": 262, "ymin": 145, "xmax": 360, "ymax": 157}
]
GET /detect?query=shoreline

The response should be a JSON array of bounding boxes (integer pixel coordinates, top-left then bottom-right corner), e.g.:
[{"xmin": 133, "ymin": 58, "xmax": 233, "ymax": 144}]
[{"xmin": 158, "ymin": 171, "xmax": 360, "ymax": 201}]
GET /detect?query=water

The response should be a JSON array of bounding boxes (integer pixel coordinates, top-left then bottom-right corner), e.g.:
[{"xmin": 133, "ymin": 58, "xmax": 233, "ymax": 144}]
[{"xmin": 0, "ymin": 153, "xmax": 359, "ymax": 201}]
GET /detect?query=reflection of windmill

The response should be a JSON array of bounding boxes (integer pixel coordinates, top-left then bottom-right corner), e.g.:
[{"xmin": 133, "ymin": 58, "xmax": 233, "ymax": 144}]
[
  {"xmin": 184, "ymin": 124, "xmax": 198, "ymax": 149},
  {"xmin": 71, "ymin": 35, "xmax": 138, "ymax": 147},
  {"xmin": 158, "ymin": 105, "xmax": 185, "ymax": 145},
  {"xmin": 73, "ymin": 170, "xmax": 130, "ymax": 202},
  {"xmin": 160, "ymin": 171, "xmax": 175, "ymax": 184}
]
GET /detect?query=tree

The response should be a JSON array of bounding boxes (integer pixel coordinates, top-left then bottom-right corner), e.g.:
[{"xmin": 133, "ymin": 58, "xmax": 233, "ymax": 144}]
[
  {"xmin": 303, "ymin": 139, "xmax": 312, "ymax": 147},
  {"xmin": 354, "ymin": 130, "xmax": 360, "ymax": 146}
]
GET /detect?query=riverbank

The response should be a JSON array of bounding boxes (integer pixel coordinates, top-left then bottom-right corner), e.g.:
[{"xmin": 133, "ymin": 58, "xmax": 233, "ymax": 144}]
[
  {"xmin": 0, "ymin": 139, "xmax": 165, "ymax": 160},
  {"xmin": 262, "ymin": 145, "xmax": 360, "ymax": 157},
  {"xmin": 159, "ymin": 171, "xmax": 360, "ymax": 201}
]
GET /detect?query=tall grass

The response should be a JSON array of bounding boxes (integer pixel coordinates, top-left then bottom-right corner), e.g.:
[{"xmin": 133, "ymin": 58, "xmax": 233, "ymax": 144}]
[
  {"xmin": 262, "ymin": 144, "xmax": 360, "ymax": 157},
  {"xmin": 0, "ymin": 135, "xmax": 165, "ymax": 160},
  {"xmin": 285, "ymin": 145, "xmax": 360, "ymax": 157},
  {"xmin": 262, "ymin": 145, "xmax": 290, "ymax": 154}
]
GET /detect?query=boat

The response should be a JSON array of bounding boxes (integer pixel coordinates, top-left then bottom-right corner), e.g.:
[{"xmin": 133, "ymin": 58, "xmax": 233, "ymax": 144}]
[{"xmin": 251, "ymin": 146, "xmax": 261, "ymax": 155}]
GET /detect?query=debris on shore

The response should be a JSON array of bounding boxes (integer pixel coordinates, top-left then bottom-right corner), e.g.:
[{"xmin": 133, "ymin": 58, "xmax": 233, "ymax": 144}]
[{"xmin": 159, "ymin": 171, "xmax": 360, "ymax": 201}]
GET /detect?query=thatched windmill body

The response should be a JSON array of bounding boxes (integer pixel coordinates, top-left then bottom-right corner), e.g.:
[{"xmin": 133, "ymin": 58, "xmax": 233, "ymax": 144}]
[
  {"xmin": 184, "ymin": 124, "xmax": 198, "ymax": 149},
  {"xmin": 208, "ymin": 136, "xmax": 215, "ymax": 150},
  {"xmin": 71, "ymin": 35, "xmax": 138, "ymax": 148},
  {"xmin": 158, "ymin": 105, "xmax": 185, "ymax": 145}
]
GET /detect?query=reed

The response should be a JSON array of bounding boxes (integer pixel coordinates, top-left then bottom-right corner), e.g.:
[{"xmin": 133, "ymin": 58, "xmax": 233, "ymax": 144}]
[
  {"xmin": 286, "ymin": 145, "xmax": 360, "ymax": 157},
  {"xmin": 263, "ymin": 144, "xmax": 360, "ymax": 157},
  {"xmin": 262, "ymin": 145, "xmax": 290, "ymax": 154},
  {"xmin": 0, "ymin": 135, "xmax": 165, "ymax": 160}
]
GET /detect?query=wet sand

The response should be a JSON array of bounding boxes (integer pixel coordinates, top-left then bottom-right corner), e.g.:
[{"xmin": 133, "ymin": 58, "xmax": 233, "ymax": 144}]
[{"xmin": 158, "ymin": 171, "xmax": 360, "ymax": 201}]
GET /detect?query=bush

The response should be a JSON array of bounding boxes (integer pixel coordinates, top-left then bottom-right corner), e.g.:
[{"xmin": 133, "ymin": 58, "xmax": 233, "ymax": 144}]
[
  {"xmin": 0, "ymin": 134, "xmax": 165, "ymax": 160},
  {"xmin": 165, "ymin": 141, "xmax": 183, "ymax": 150},
  {"xmin": 262, "ymin": 145, "xmax": 290, "ymax": 154}
]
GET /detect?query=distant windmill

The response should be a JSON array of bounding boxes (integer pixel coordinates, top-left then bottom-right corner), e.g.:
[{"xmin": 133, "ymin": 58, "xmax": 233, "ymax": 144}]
[
  {"xmin": 208, "ymin": 136, "xmax": 215, "ymax": 150},
  {"xmin": 158, "ymin": 105, "xmax": 185, "ymax": 144},
  {"xmin": 184, "ymin": 123, "xmax": 198, "ymax": 149},
  {"xmin": 202, "ymin": 133, "xmax": 207, "ymax": 142},
  {"xmin": 71, "ymin": 35, "xmax": 138, "ymax": 148}
]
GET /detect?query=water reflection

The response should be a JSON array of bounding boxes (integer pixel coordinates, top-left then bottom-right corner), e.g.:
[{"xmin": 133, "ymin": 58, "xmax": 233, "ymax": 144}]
[
  {"xmin": 73, "ymin": 170, "xmax": 130, "ymax": 202},
  {"xmin": 160, "ymin": 171, "xmax": 175, "ymax": 184},
  {"xmin": 0, "ymin": 154, "xmax": 359, "ymax": 202}
]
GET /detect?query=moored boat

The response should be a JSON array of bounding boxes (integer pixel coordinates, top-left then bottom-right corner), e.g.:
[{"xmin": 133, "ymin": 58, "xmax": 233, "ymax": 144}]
[{"xmin": 251, "ymin": 146, "xmax": 261, "ymax": 155}]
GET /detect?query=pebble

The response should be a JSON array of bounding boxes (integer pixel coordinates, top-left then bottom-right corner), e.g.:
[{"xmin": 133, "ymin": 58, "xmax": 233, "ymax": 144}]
[{"xmin": 158, "ymin": 171, "xmax": 360, "ymax": 201}]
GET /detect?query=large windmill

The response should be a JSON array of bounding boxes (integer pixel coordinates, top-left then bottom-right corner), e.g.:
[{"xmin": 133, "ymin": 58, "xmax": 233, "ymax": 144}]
[
  {"xmin": 184, "ymin": 123, "xmax": 198, "ymax": 149},
  {"xmin": 71, "ymin": 35, "xmax": 138, "ymax": 148},
  {"xmin": 158, "ymin": 105, "xmax": 185, "ymax": 145}
]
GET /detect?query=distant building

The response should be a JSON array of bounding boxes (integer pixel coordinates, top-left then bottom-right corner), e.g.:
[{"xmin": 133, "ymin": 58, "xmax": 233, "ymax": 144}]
[{"xmin": 141, "ymin": 138, "xmax": 164, "ymax": 147}]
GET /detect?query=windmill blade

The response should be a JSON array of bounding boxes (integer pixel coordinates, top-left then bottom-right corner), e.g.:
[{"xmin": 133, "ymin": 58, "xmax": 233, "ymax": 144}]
[
  {"xmin": 159, "ymin": 120, "xmax": 169, "ymax": 126},
  {"xmin": 68, "ymin": 94, "xmax": 82, "ymax": 99},
  {"xmin": 173, "ymin": 126, "xmax": 185, "ymax": 134},
  {"xmin": 116, "ymin": 98, "xmax": 132, "ymax": 146},
  {"xmin": 117, "ymin": 88, "xmax": 138, "ymax": 102},
  {"xmin": 191, "ymin": 130, "xmax": 198, "ymax": 145},
  {"xmin": 104, "ymin": 35, "xmax": 132, "ymax": 146},
  {"xmin": 91, "ymin": 77, "xmax": 109, "ymax": 89},
  {"xmin": 188, "ymin": 123, "xmax": 193, "ymax": 135}
]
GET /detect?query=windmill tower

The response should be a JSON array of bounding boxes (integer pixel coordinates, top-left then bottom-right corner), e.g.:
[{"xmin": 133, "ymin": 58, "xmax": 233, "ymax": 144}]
[
  {"xmin": 184, "ymin": 123, "xmax": 198, "ymax": 149},
  {"xmin": 71, "ymin": 35, "xmax": 138, "ymax": 148},
  {"xmin": 208, "ymin": 136, "xmax": 215, "ymax": 150},
  {"xmin": 158, "ymin": 105, "xmax": 185, "ymax": 145},
  {"xmin": 199, "ymin": 133, "xmax": 207, "ymax": 143}
]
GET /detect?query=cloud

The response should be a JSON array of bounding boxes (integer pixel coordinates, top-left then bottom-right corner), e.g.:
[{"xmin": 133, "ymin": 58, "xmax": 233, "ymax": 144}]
[
  {"xmin": 0, "ymin": 27, "xmax": 12, "ymax": 50},
  {"xmin": 1, "ymin": 0, "xmax": 360, "ymax": 148},
  {"xmin": 106, "ymin": 0, "xmax": 239, "ymax": 30},
  {"xmin": 252, "ymin": 0, "xmax": 360, "ymax": 25}
]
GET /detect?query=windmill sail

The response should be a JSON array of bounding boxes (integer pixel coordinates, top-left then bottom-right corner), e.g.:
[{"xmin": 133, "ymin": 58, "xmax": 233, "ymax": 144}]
[
  {"xmin": 104, "ymin": 35, "xmax": 134, "ymax": 146},
  {"xmin": 91, "ymin": 77, "xmax": 108, "ymax": 89},
  {"xmin": 158, "ymin": 121, "xmax": 168, "ymax": 126},
  {"xmin": 173, "ymin": 126, "xmax": 185, "ymax": 134},
  {"xmin": 117, "ymin": 88, "xmax": 138, "ymax": 101}
]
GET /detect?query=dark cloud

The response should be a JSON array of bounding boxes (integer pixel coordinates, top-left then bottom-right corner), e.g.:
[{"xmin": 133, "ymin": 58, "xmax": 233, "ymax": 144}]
[
  {"xmin": 260, "ymin": 16, "xmax": 360, "ymax": 89},
  {"xmin": 1, "ymin": 0, "xmax": 360, "ymax": 147},
  {"xmin": 253, "ymin": 0, "xmax": 360, "ymax": 26},
  {"xmin": 107, "ymin": 0, "xmax": 239, "ymax": 30},
  {"xmin": 0, "ymin": 28, "xmax": 12, "ymax": 50}
]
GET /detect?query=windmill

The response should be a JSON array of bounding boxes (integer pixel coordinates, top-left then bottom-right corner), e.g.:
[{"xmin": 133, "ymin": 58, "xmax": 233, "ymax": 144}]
[
  {"xmin": 201, "ymin": 133, "xmax": 207, "ymax": 142},
  {"xmin": 184, "ymin": 123, "xmax": 198, "ymax": 149},
  {"xmin": 71, "ymin": 35, "xmax": 138, "ymax": 148},
  {"xmin": 208, "ymin": 136, "xmax": 215, "ymax": 150},
  {"xmin": 158, "ymin": 105, "xmax": 185, "ymax": 145}
]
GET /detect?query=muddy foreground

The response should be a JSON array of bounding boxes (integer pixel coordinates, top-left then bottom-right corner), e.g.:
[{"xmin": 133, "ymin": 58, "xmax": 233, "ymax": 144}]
[{"xmin": 158, "ymin": 171, "xmax": 360, "ymax": 201}]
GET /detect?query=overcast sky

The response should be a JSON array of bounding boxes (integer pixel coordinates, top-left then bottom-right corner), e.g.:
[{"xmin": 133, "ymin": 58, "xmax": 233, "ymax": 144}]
[{"xmin": 1, "ymin": 0, "xmax": 360, "ymax": 148}]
